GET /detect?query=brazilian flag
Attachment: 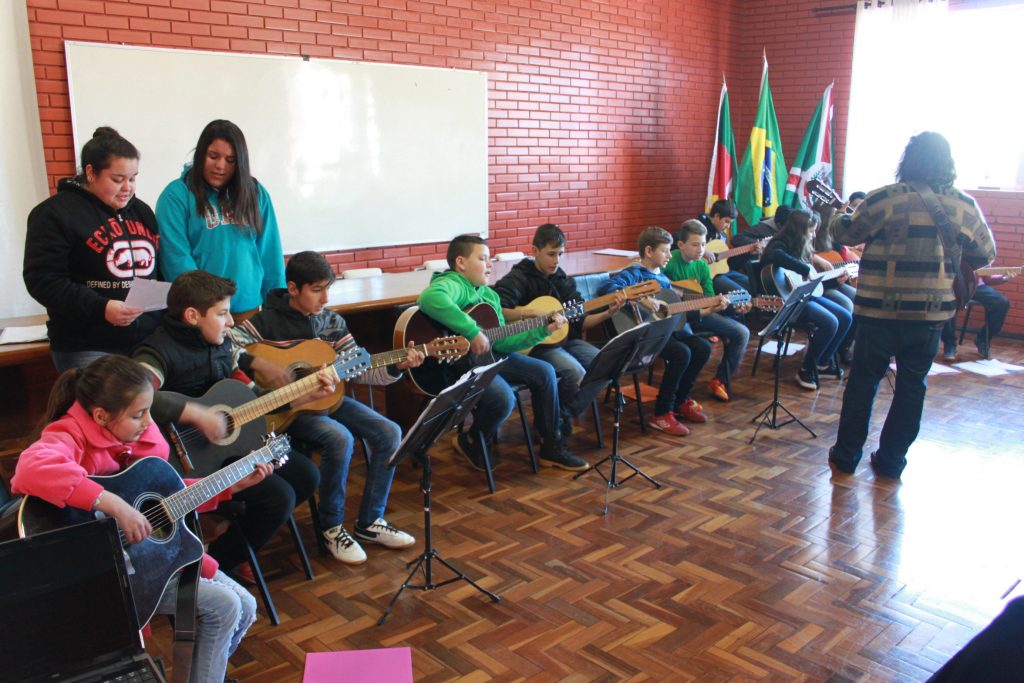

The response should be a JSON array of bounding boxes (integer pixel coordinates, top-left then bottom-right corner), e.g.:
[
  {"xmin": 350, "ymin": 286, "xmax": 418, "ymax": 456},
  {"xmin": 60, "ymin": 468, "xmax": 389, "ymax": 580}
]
[{"xmin": 735, "ymin": 57, "xmax": 786, "ymax": 227}]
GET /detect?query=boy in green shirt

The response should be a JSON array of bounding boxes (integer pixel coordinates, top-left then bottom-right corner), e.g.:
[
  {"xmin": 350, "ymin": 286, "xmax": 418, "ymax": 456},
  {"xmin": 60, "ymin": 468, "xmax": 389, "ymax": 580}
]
[
  {"xmin": 418, "ymin": 234, "xmax": 589, "ymax": 472},
  {"xmin": 663, "ymin": 220, "xmax": 751, "ymax": 402}
]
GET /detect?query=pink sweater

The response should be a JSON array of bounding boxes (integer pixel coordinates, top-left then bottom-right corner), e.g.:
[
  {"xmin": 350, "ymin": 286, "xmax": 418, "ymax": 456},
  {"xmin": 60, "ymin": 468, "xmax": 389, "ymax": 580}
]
[{"xmin": 12, "ymin": 402, "xmax": 229, "ymax": 579}]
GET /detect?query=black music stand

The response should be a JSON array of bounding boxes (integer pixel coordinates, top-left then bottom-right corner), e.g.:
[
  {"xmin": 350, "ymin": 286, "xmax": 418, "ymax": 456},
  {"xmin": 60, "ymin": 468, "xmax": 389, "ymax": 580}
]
[
  {"xmin": 750, "ymin": 278, "xmax": 820, "ymax": 443},
  {"xmin": 378, "ymin": 358, "xmax": 506, "ymax": 625},
  {"xmin": 574, "ymin": 316, "xmax": 677, "ymax": 514}
]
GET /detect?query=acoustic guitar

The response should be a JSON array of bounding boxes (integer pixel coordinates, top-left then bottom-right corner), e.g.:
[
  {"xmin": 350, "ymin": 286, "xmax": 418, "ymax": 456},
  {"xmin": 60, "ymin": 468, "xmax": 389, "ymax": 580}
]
[
  {"xmin": 976, "ymin": 266, "xmax": 1022, "ymax": 278},
  {"xmin": 161, "ymin": 346, "xmax": 370, "ymax": 477},
  {"xmin": 17, "ymin": 435, "xmax": 291, "ymax": 627},
  {"xmin": 394, "ymin": 300, "xmax": 586, "ymax": 397},
  {"xmin": 509, "ymin": 279, "xmax": 660, "ymax": 352},
  {"xmin": 705, "ymin": 238, "xmax": 768, "ymax": 278},
  {"xmin": 610, "ymin": 289, "xmax": 782, "ymax": 336},
  {"xmin": 245, "ymin": 336, "xmax": 471, "ymax": 427},
  {"xmin": 761, "ymin": 262, "xmax": 859, "ymax": 300}
]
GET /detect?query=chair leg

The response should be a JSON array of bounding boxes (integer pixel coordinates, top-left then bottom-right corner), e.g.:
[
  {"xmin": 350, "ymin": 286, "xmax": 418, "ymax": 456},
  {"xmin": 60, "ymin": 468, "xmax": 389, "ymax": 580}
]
[
  {"xmin": 959, "ymin": 306, "xmax": 970, "ymax": 344},
  {"xmin": 286, "ymin": 514, "xmax": 316, "ymax": 581},
  {"xmin": 477, "ymin": 429, "xmax": 496, "ymax": 494},
  {"xmin": 307, "ymin": 497, "xmax": 328, "ymax": 557},
  {"xmin": 230, "ymin": 518, "xmax": 279, "ymax": 626},
  {"xmin": 752, "ymin": 337, "xmax": 765, "ymax": 376},
  {"xmin": 591, "ymin": 398, "xmax": 604, "ymax": 449},
  {"xmin": 515, "ymin": 392, "xmax": 539, "ymax": 473}
]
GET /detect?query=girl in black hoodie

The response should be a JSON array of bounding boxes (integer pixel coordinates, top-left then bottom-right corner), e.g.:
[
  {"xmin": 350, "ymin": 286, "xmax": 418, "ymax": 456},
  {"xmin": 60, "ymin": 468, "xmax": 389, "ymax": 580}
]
[{"xmin": 24, "ymin": 127, "xmax": 162, "ymax": 371}]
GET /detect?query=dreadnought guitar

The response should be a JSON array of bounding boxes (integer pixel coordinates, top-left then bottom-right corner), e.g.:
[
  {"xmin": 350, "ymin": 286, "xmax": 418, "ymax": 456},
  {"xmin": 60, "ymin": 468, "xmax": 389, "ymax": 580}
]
[
  {"xmin": 509, "ymin": 279, "xmax": 661, "ymax": 352},
  {"xmin": 610, "ymin": 289, "xmax": 783, "ymax": 336},
  {"xmin": 162, "ymin": 346, "xmax": 370, "ymax": 477},
  {"xmin": 394, "ymin": 300, "xmax": 586, "ymax": 397},
  {"xmin": 244, "ymin": 336, "xmax": 471, "ymax": 429},
  {"xmin": 17, "ymin": 435, "xmax": 291, "ymax": 627}
]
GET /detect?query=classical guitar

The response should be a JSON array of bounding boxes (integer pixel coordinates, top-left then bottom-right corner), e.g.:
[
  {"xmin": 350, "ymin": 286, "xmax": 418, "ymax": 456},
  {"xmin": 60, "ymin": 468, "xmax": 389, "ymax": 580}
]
[
  {"xmin": 17, "ymin": 435, "xmax": 291, "ymax": 627},
  {"xmin": 704, "ymin": 238, "xmax": 768, "ymax": 278},
  {"xmin": 161, "ymin": 346, "xmax": 370, "ymax": 477},
  {"xmin": 245, "ymin": 336, "xmax": 470, "ymax": 427},
  {"xmin": 609, "ymin": 289, "xmax": 782, "ymax": 336},
  {"xmin": 976, "ymin": 266, "xmax": 1022, "ymax": 278},
  {"xmin": 394, "ymin": 300, "xmax": 586, "ymax": 397},
  {"xmin": 761, "ymin": 262, "xmax": 859, "ymax": 299},
  {"xmin": 509, "ymin": 279, "xmax": 660, "ymax": 351}
]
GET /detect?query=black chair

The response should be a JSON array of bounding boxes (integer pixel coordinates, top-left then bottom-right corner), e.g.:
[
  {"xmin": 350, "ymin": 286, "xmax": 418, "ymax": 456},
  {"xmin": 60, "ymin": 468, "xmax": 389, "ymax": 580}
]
[
  {"xmin": 958, "ymin": 299, "xmax": 988, "ymax": 347},
  {"xmin": 748, "ymin": 259, "xmax": 819, "ymax": 377}
]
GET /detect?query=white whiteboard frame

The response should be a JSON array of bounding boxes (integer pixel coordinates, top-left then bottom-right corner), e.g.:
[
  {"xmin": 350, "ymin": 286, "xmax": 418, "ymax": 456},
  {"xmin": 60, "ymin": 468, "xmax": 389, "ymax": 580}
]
[{"xmin": 65, "ymin": 42, "xmax": 488, "ymax": 254}]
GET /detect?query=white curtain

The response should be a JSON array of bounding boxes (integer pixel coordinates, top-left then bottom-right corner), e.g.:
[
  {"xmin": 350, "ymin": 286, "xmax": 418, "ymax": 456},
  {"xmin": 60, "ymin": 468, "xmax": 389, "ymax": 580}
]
[{"xmin": 844, "ymin": 0, "xmax": 1024, "ymax": 195}]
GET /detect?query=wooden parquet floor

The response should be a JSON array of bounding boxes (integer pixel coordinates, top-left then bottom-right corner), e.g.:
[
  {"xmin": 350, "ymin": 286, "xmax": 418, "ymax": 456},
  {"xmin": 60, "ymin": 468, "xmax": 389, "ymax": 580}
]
[{"xmin": 149, "ymin": 337, "xmax": 1024, "ymax": 682}]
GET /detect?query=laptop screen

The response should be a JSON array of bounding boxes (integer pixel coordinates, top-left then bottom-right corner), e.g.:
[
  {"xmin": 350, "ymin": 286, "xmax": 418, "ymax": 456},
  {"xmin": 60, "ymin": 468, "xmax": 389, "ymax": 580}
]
[{"xmin": 0, "ymin": 518, "xmax": 144, "ymax": 682}]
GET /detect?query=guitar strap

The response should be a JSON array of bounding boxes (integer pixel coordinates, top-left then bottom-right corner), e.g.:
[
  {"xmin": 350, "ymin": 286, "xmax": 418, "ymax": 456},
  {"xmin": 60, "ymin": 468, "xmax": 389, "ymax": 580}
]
[{"xmin": 911, "ymin": 182, "xmax": 971, "ymax": 308}]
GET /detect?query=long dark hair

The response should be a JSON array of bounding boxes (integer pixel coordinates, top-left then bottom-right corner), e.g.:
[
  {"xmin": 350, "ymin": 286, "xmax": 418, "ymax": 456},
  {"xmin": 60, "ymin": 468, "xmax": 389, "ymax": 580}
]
[
  {"xmin": 187, "ymin": 120, "xmax": 263, "ymax": 235},
  {"xmin": 76, "ymin": 127, "xmax": 139, "ymax": 183},
  {"xmin": 896, "ymin": 131, "xmax": 956, "ymax": 189},
  {"xmin": 776, "ymin": 209, "xmax": 820, "ymax": 263},
  {"xmin": 43, "ymin": 355, "xmax": 152, "ymax": 427}
]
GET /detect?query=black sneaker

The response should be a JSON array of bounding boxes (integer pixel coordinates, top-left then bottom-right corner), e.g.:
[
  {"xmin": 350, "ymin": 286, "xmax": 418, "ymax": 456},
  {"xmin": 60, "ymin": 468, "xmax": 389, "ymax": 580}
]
[
  {"xmin": 975, "ymin": 335, "xmax": 991, "ymax": 359},
  {"xmin": 942, "ymin": 344, "xmax": 957, "ymax": 362},
  {"xmin": 796, "ymin": 367, "xmax": 819, "ymax": 390},
  {"xmin": 451, "ymin": 432, "xmax": 489, "ymax": 471},
  {"xmin": 816, "ymin": 362, "xmax": 844, "ymax": 380},
  {"xmin": 539, "ymin": 444, "xmax": 590, "ymax": 471}
]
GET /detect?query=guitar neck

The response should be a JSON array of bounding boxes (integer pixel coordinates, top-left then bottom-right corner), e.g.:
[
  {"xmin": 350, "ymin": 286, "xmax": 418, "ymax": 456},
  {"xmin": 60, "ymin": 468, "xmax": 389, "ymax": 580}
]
[
  {"xmin": 368, "ymin": 343, "xmax": 424, "ymax": 369},
  {"xmin": 816, "ymin": 266, "xmax": 851, "ymax": 282},
  {"xmin": 714, "ymin": 242, "xmax": 759, "ymax": 259},
  {"xmin": 230, "ymin": 373, "xmax": 324, "ymax": 425},
  {"xmin": 161, "ymin": 448, "xmax": 270, "ymax": 522},
  {"xmin": 976, "ymin": 266, "xmax": 1021, "ymax": 277},
  {"xmin": 484, "ymin": 315, "xmax": 550, "ymax": 343},
  {"xmin": 663, "ymin": 295, "xmax": 721, "ymax": 315}
]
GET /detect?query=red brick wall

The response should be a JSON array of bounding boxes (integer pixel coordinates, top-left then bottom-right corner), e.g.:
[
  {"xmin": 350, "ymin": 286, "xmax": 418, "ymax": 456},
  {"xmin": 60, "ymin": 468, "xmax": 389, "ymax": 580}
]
[
  {"xmin": 972, "ymin": 192, "xmax": 1024, "ymax": 337},
  {"xmin": 26, "ymin": 0, "xmax": 741, "ymax": 273}
]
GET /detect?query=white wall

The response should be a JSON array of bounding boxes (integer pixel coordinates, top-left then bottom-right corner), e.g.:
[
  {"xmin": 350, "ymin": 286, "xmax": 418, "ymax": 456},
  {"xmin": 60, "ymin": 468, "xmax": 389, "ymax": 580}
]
[{"xmin": 0, "ymin": 1, "xmax": 48, "ymax": 320}]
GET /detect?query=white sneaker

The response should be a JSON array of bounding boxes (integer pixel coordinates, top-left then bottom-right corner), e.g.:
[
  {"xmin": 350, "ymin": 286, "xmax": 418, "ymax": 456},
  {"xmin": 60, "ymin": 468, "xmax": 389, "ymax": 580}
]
[
  {"xmin": 323, "ymin": 525, "xmax": 367, "ymax": 564},
  {"xmin": 354, "ymin": 518, "xmax": 416, "ymax": 549}
]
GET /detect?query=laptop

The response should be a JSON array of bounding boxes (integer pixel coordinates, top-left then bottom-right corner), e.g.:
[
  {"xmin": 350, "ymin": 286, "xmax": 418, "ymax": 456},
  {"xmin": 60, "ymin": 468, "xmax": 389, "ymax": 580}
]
[{"xmin": 0, "ymin": 517, "xmax": 165, "ymax": 683}]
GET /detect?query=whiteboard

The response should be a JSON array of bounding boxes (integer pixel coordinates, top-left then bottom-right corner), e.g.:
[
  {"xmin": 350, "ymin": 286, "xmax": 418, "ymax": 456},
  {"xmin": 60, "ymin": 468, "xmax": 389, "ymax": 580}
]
[{"xmin": 65, "ymin": 42, "xmax": 488, "ymax": 254}]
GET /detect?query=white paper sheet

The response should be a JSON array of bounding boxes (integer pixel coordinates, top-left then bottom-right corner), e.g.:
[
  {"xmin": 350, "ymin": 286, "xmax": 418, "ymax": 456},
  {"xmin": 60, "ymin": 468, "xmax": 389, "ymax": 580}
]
[
  {"xmin": 890, "ymin": 362, "xmax": 960, "ymax": 376},
  {"xmin": 953, "ymin": 360, "xmax": 1012, "ymax": 377},
  {"xmin": 0, "ymin": 325, "xmax": 48, "ymax": 344},
  {"xmin": 760, "ymin": 340, "xmax": 805, "ymax": 356},
  {"xmin": 124, "ymin": 278, "xmax": 172, "ymax": 312},
  {"xmin": 593, "ymin": 248, "xmax": 638, "ymax": 257}
]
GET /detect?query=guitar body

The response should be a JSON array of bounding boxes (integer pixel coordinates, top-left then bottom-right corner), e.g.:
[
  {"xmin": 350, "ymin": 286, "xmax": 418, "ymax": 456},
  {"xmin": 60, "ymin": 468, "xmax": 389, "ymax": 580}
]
[
  {"xmin": 705, "ymin": 239, "xmax": 733, "ymax": 278},
  {"xmin": 245, "ymin": 339, "xmax": 345, "ymax": 426},
  {"xmin": 513, "ymin": 295, "xmax": 569, "ymax": 353},
  {"xmin": 609, "ymin": 289, "xmax": 684, "ymax": 337},
  {"xmin": 395, "ymin": 303, "xmax": 501, "ymax": 397},
  {"xmin": 162, "ymin": 380, "xmax": 267, "ymax": 477},
  {"xmin": 762, "ymin": 265, "xmax": 825, "ymax": 299},
  {"xmin": 17, "ymin": 457, "xmax": 202, "ymax": 627}
]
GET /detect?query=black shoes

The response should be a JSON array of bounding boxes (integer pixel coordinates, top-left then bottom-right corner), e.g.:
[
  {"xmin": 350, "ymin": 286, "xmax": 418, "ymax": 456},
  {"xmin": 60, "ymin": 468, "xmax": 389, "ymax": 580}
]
[
  {"xmin": 452, "ymin": 432, "xmax": 491, "ymax": 471},
  {"xmin": 539, "ymin": 443, "xmax": 590, "ymax": 471},
  {"xmin": 869, "ymin": 452, "xmax": 902, "ymax": 480},
  {"xmin": 817, "ymin": 361, "xmax": 845, "ymax": 380},
  {"xmin": 975, "ymin": 335, "xmax": 991, "ymax": 359},
  {"xmin": 796, "ymin": 366, "xmax": 819, "ymax": 390}
]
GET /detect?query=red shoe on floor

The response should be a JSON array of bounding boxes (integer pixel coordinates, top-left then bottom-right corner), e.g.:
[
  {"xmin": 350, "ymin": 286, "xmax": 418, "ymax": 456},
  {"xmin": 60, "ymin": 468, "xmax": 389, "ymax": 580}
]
[
  {"xmin": 708, "ymin": 379, "xmax": 730, "ymax": 402},
  {"xmin": 676, "ymin": 398, "xmax": 708, "ymax": 423},
  {"xmin": 648, "ymin": 412, "xmax": 690, "ymax": 436},
  {"xmin": 233, "ymin": 562, "xmax": 256, "ymax": 586}
]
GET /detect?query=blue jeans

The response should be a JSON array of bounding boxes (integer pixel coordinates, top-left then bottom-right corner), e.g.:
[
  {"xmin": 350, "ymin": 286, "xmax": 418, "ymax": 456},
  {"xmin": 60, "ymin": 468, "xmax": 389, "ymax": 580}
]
[
  {"xmin": 712, "ymin": 272, "xmax": 749, "ymax": 294},
  {"xmin": 941, "ymin": 283, "xmax": 1011, "ymax": 345},
  {"xmin": 654, "ymin": 329, "xmax": 712, "ymax": 415},
  {"xmin": 530, "ymin": 339, "xmax": 605, "ymax": 434},
  {"xmin": 287, "ymin": 398, "xmax": 401, "ymax": 529},
  {"xmin": 799, "ymin": 296, "xmax": 853, "ymax": 368},
  {"xmin": 694, "ymin": 312, "xmax": 750, "ymax": 384},
  {"xmin": 830, "ymin": 319, "xmax": 942, "ymax": 476},
  {"xmin": 470, "ymin": 352, "xmax": 559, "ymax": 447},
  {"xmin": 51, "ymin": 349, "xmax": 111, "ymax": 373},
  {"xmin": 155, "ymin": 569, "xmax": 257, "ymax": 683}
]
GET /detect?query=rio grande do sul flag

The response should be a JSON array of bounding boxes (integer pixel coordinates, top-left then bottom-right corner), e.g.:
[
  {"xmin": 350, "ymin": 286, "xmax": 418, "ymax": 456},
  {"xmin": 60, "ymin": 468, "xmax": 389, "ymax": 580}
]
[
  {"xmin": 705, "ymin": 81, "xmax": 738, "ymax": 214},
  {"xmin": 782, "ymin": 82, "xmax": 835, "ymax": 211},
  {"xmin": 735, "ymin": 57, "xmax": 786, "ymax": 227}
]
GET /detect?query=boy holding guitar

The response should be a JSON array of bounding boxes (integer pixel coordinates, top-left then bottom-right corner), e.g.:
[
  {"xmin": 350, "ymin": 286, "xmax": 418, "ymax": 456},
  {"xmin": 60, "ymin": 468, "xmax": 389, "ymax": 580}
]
[
  {"xmin": 597, "ymin": 227, "xmax": 712, "ymax": 436},
  {"xmin": 493, "ymin": 224, "xmax": 627, "ymax": 438},
  {"xmin": 417, "ymin": 234, "xmax": 589, "ymax": 472},
  {"xmin": 229, "ymin": 251, "xmax": 422, "ymax": 564},
  {"xmin": 663, "ymin": 220, "xmax": 751, "ymax": 403},
  {"xmin": 134, "ymin": 270, "xmax": 330, "ymax": 581},
  {"xmin": 12, "ymin": 355, "xmax": 269, "ymax": 683}
]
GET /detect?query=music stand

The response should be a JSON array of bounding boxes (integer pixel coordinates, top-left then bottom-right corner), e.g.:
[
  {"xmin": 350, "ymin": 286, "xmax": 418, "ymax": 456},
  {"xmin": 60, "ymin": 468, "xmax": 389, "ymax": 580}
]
[
  {"xmin": 574, "ymin": 315, "xmax": 677, "ymax": 514},
  {"xmin": 749, "ymin": 278, "xmax": 820, "ymax": 443},
  {"xmin": 378, "ymin": 358, "xmax": 506, "ymax": 626}
]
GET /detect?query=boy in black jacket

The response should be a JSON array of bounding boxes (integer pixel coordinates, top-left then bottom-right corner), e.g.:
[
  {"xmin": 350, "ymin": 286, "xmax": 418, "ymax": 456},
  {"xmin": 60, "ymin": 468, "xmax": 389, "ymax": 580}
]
[
  {"xmin": 493, "ymin": 224, "xmax": 624, "ymax": 436},
  {"xmin": 230, "ymin": 252, "xmax": 419, "ymax": 565},
  {"xmin": 135, "ymin": 269, "xmax": 325, "ymax": 580}
]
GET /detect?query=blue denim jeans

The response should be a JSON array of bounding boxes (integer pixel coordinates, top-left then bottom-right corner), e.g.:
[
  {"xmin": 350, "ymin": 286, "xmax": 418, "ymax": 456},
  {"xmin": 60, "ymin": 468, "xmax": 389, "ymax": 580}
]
[
  {"xmin": 287, "ymin": 397, "xmax": 401, "ymax": 529},
  {"xmin": 51, "ymin": 349, "xmax": 111, "ymax": 373},
  {"xmin": 798, "ymin": 296, "xmax": 853, "ymax": 368},
  {"xmin": 654, "ymin": 330, "xmax": 712, "ymax": 416},
  {"xmin": 155, "ymin": 569, "xmax": 257, "ymax": 683},
  {"xmin": 941, "ymin": 283, "xmax": 1011, "ymax": 345},
  {"xmin": 468, "ymin": 352, "xmax": 560, "ymax": 447},
  {"xmin": 530, "ymin": 339, "xmax": 604, "ymax": 434},
  {"xmin": 693, "ymin": 312, "xmax": 750, "ymax": 384},
  {"xmin": 830, "ymin": 319, "xmax": 943, "ymax": 477}
]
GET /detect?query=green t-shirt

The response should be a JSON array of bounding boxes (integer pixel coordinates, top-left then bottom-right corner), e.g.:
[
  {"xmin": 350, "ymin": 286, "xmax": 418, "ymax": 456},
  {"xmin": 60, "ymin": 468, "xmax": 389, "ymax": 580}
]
[{"xmin": 663, "ymin": 250, "xmax": 714, "ymax": 296}]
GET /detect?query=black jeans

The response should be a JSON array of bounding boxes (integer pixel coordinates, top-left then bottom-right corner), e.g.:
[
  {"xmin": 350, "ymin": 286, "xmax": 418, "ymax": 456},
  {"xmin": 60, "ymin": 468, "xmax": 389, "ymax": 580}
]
[
  {"xmin": 940, "ymin": 283, "xmax": 1011, "ymax": 346},
  {"xmin": 207, "ymin": 452, "xmax": 320, "ymax": 571},
  {"xmin": 830, "ymin": 319, "xmax": 942, "ymax": 477},
  {"xmin": 654, "ymin": 330, "xmax": 712, "ymax": 416},
  {"xmin": 928, "ymin": 597, "xmax": 1024, "ymax": 681}
]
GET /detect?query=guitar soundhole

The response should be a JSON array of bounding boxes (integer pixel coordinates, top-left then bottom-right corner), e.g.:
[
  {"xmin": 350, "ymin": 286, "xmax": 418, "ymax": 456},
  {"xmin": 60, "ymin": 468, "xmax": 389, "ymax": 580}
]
[
  {"xmin": 290, "ymin": 363, "xmax": 315, "ymax": 380},
  {"xmin": 138, "ymin": 496, "xmax": 173, "ymax": 542}
]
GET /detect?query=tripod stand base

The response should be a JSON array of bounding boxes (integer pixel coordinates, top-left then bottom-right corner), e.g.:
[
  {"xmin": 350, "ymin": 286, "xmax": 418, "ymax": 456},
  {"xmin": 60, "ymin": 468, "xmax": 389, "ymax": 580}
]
[
  {"xmin": 749, "ymin": 399, "xmax": 817, "ymax": 444},
  {"xmin": 575, "ymin": 451, "xmax": 662, "ymax": 515},
  {"xmin": 378, "ymin": 549, "xmax": 500, "ymax": 625}
]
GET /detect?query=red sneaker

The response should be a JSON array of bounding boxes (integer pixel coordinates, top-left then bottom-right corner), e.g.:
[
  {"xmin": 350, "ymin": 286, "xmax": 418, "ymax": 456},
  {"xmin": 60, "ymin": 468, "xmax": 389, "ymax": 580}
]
[
  {"xmin": 648, "ymin": 412, "xmax": 690, "ymax": 436},
  {"xmin": 708, "ymin": 379, "xmax": 730, "ymax": 402},
  {"xmin": 233, "ymin": 562, "xmax": 256, "ymax": 586},
  {"xmin": 676, "ymin": 399, "xmax": 708, "ymax": 423}
]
